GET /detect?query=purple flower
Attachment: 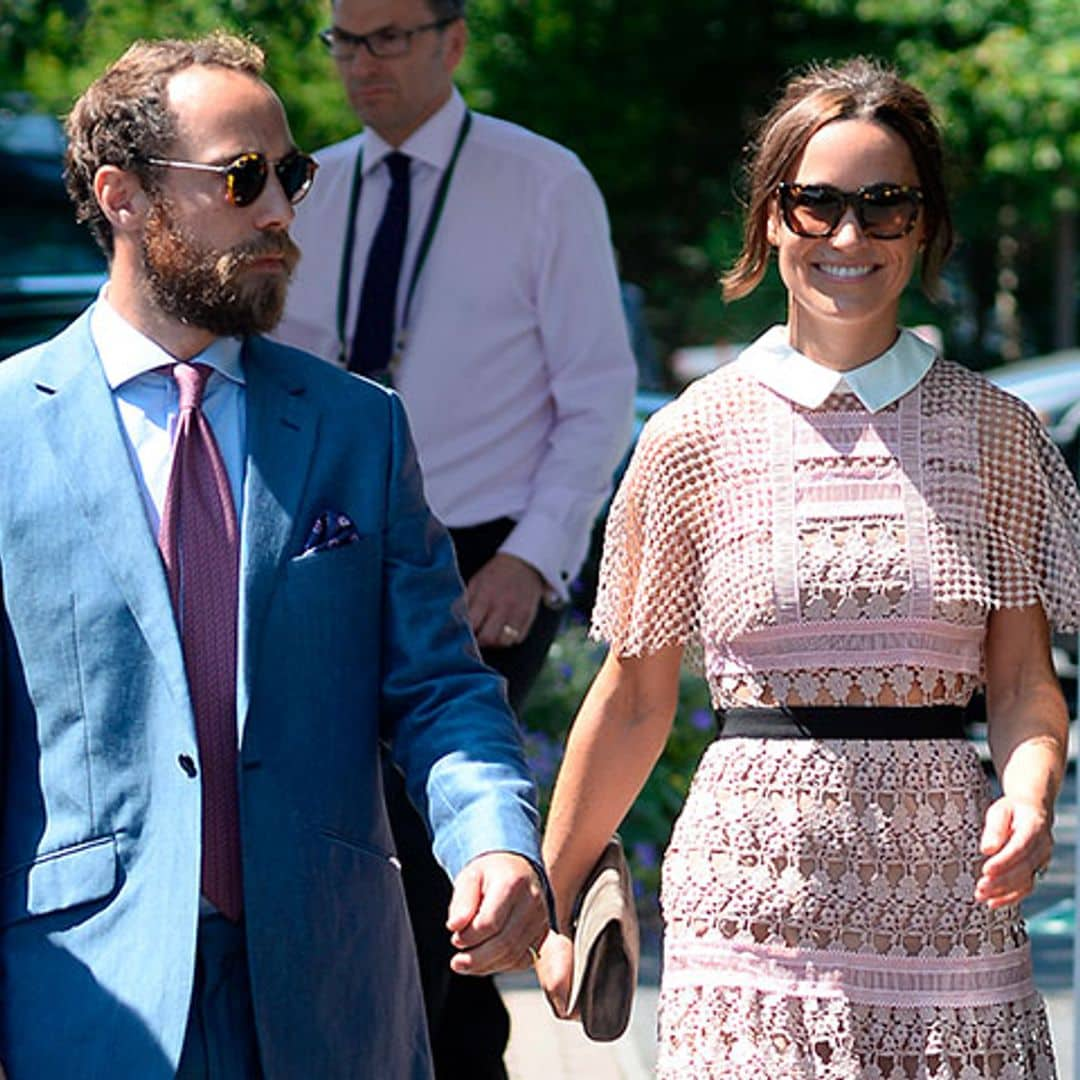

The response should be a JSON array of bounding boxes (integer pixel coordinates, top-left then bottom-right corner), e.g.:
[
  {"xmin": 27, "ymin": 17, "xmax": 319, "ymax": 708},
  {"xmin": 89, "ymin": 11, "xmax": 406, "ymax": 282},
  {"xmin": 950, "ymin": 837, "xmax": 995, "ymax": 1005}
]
[
  {"xmin": 523, "ymin": 731, "xmax": 563, "ymax": 787},
  {"xmin": 690, "ymin": 708, "xmax": 712, "ymax": 732},
  {"xmin": 632, "ymin": 841, "xmax": 659, "ymax": 870}
]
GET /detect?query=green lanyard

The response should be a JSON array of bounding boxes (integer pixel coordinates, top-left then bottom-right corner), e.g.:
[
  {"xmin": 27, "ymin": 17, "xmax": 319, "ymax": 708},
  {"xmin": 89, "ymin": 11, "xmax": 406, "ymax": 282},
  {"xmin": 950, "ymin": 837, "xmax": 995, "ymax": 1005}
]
[{"xmin": 335, "ymin": 110, "xmax": 473, "ymax": 378}]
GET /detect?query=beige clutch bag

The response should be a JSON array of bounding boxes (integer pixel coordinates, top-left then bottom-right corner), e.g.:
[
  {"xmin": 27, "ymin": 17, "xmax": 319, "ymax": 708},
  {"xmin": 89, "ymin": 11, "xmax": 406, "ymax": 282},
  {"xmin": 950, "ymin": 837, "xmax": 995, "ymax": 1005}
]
[{"xmin": 567, "ymin": 835, "xmax": 640, "ymax": 1041}]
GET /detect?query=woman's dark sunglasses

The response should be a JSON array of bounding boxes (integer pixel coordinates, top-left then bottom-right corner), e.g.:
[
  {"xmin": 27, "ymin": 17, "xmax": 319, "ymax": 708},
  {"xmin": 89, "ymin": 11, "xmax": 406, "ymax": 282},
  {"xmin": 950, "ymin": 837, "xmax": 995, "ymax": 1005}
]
[
  {"xmin": 777, "ymin": 182, "xmax": 923, "ymax": 240},
  {"xmin": 145, "ymin": 150, "xmax": 318, "ymax": 207}
]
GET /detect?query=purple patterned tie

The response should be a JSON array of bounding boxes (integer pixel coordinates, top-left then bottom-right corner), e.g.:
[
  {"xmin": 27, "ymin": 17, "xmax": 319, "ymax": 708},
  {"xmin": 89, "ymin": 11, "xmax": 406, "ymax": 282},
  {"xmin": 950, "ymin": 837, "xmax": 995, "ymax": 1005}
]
[{"xmin": 159, "ymin": 362, "xmax": 243, "ymax": 921}]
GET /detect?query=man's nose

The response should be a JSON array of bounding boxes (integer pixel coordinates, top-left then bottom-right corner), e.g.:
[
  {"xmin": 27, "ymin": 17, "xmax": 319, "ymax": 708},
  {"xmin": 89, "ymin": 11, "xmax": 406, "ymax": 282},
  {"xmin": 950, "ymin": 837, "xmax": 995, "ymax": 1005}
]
[
  {"xmin": 345, "ymin": 45, "xmax": 381, "ymax": 76},
  {"xmin": 254, "ymin": 172, "xmax": 296, "ymax": 229}
]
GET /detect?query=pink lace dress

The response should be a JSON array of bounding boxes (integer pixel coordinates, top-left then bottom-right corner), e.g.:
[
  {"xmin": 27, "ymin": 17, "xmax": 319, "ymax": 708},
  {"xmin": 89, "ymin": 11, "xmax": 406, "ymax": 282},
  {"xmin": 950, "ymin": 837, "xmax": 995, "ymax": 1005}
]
[{"xmin": 592, "ymin": 330, "xmax": 1080, "ymax": 1079}]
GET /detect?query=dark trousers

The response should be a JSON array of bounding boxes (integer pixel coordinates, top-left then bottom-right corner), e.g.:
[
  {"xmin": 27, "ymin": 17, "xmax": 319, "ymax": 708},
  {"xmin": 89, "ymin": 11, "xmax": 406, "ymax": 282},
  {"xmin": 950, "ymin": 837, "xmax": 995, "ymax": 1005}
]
[
  {"xmin": 385, "ymin": 517, "xmax": 562, "ymax": 1079},
  {"xmin": 176, "ymin": 915, "xmax": 263, "ymax": 1080}
]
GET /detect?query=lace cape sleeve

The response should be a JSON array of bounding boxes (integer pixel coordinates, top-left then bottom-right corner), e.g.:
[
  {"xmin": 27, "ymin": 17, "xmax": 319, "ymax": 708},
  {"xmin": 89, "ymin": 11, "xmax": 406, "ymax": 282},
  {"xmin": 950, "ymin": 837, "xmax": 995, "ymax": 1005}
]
[
  {"xmin": 979, "ymin": 378, "xmax": 1080, "ymax": 631},
  {"xmin": 590, "ymin": 386, "xmax": 719, "ymax": 662}
]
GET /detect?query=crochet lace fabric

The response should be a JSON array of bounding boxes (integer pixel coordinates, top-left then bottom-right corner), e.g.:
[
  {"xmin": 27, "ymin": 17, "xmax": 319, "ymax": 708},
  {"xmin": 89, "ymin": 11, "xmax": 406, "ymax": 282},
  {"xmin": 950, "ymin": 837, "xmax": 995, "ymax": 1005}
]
[
  {"xmin": 592, "ymin": 357, "xmax": 1080, "ymax": 709},
  {"xmin": 594, "ymin": 353, "xmax": 1076, "ymax": 1076},
  {"xmin": 658, "ymin": 739, "xmax": 1056, "ymax": 1079}
]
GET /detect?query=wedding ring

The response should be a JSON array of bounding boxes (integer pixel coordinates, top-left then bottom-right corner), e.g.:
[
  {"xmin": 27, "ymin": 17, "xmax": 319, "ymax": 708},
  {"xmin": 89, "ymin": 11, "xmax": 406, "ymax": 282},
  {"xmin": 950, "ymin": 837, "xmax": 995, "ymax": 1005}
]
[
  {"xmin": 1035, "ymin": 863, "xmax": 1049, "ymax": 879},
  {"xmin": 527, "ymin": 944, "xmax": 540, "ymax": 965},
  {"xmin": 501, "ymin": 623, "xmax": 521, "ymax": 644}
]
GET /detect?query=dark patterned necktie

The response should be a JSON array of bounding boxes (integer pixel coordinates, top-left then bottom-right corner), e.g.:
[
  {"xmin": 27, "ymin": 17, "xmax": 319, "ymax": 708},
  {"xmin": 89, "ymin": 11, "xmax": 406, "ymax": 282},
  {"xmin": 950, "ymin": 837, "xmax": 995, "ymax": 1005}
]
[
  {"xmin": 349, "ymin": 151, "xmax": 411, "ymax": 375},
  {"xmin": 159, "ymin": 362, "xmax": 243, "ymax": 921}
]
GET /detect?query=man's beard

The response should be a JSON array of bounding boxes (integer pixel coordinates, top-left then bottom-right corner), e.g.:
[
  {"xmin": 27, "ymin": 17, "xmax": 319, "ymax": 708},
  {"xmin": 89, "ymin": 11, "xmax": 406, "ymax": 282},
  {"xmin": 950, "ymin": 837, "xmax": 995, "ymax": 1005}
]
[{"xmin": 141, "ymin": 197, "xmax": 300, "ymax": 337}]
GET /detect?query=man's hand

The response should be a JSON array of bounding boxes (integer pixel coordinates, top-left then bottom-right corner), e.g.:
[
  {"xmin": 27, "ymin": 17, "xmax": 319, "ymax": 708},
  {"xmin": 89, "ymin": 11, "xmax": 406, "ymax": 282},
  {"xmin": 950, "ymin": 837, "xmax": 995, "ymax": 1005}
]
[
  {"xmin": 446, "ymin": 852, "xmax": 548, "ymax": 976},
  {"xmin": 466, "ymin": 553, "xmax": 546, "ymax": 649}
]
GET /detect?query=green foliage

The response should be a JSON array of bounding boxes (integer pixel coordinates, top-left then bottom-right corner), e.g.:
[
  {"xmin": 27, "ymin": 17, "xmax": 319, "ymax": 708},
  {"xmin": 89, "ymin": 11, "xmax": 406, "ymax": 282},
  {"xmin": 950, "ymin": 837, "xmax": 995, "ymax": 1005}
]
[
  {"xmin": 808, "ymin": 0, "xmax": 1080, "ymax": 200},
  {"xmin": 6, "ymin": 0, "xmax": 1075, "ymax": 362},
  {"xmin": 5, "ymin": 0, "xmax": 356, "ymax": 151},
  {"xmin": 520, "ymin": 622, "xmax": 714, "ymax": 917},
  {"xmin": 797, "ymin": 0, "xmax": 1079, "ymax": 358},
  {"xmin": 459, "ymin": 0, "xmax": 1076, "ymax": 363},
  {"xmin": 460, "ymin": 0, "xmax": 830, "ymax": 358}
]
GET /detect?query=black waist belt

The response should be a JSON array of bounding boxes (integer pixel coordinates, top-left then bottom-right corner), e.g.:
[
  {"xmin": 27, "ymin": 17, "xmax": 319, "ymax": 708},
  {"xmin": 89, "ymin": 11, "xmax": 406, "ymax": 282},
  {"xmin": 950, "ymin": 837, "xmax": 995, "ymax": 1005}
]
[{"xmin": 713, "ymin": 705, "xmax": 970, "ymax": 740}]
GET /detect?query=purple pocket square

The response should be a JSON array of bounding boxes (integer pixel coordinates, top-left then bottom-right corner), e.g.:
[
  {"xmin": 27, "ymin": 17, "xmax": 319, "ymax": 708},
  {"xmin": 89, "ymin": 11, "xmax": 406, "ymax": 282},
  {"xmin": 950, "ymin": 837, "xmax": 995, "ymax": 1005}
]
[{"xmin": 302, "ymin": 510, "xmax": 361, "ymax": 554}]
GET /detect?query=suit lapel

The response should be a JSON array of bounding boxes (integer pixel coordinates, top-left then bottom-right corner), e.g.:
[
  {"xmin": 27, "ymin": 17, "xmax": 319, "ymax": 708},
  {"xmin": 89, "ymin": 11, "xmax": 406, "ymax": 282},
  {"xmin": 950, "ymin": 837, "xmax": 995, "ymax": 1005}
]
[
  {"xmin": 237, "ymin": 339, "xmax": 318, "ymax": 744},
  {"xmin": 33, "ymin": 316, "xmax": 192, "ymax": 717}
]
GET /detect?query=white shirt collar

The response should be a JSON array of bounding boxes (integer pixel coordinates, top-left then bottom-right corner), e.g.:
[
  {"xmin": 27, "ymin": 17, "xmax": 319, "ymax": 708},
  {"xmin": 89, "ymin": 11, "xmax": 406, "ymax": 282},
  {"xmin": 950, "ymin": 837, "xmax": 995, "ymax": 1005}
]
[
  {"xmin": 362, "ymin": 87, "xmax": 466, "ymax": 175},
  {"xmin": 90, "ymin": 286, "xmax": 245, "ymax": 390},
  {"xmin": 735, "ymin": 325, "xmax": 937, "ymax": 412}
]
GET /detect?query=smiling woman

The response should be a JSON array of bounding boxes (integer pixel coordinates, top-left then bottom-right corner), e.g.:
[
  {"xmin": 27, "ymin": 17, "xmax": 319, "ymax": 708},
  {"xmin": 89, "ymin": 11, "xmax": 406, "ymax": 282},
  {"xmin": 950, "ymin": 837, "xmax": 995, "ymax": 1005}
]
[
  {"xmin": 767, "ymin": 117, "xmax": 926, "ymax": 364},
  {"xmin": 536, "ymin": 56, "xmax": 1080, "ymax": 1079},
  {"xmin": 723, "ymin": 56, "xmax": 953, "ymax": 315}
]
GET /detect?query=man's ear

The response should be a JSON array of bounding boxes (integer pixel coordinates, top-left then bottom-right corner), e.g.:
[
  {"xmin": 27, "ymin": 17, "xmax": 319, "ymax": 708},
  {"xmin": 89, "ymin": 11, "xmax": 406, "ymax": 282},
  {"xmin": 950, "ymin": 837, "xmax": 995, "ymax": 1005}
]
[
  {"xmin": 94, "ymin": 165, "xmax": 150, "ymax": 236},
  {"xmin": 442, "ymin": 18, "xmax": 468, "ymax": 74}
]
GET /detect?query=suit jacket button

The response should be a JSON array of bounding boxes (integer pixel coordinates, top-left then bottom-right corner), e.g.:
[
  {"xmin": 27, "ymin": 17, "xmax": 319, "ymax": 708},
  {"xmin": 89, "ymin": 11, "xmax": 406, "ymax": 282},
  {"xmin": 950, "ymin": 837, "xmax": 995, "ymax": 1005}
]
[{"xmin": 178, "ymin": 754, "xmax": 197, "ymax": 778}]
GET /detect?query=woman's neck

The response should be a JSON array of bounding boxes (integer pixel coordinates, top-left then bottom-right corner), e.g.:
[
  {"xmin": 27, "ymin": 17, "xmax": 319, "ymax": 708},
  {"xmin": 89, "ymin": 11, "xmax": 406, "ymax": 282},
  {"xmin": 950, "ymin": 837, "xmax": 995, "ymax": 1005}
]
[{"xmin": 786, "ymin": 310, "xmax": 900, "ymax": 372}]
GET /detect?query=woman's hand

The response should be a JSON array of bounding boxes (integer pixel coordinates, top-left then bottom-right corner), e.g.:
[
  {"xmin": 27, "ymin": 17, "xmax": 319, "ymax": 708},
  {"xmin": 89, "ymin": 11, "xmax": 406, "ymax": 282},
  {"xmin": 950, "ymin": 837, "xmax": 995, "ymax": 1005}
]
[
  {"xmin": 535, "ymin": 929, "xmax": 576, "ymax": 1019},
  {"xmin": 979, "ymin": 604, "xmax": 1069, "ymax": 909},
  {"xmin": 975, "ymin": 794, "xmax": 1053, "ymax": 909}
]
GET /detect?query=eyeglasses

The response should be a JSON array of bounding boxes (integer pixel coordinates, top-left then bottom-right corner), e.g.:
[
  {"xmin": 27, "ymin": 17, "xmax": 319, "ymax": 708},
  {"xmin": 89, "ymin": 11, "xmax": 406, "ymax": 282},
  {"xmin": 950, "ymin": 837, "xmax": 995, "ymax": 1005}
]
[
  {"xmin": 145, "ymin": 150, "xmax": 318, "ymax": 207},
  {"xmin": 318, "ymin": 16, "xmax": 458, "ymax": 60},
  {"xmin": 777, "ymin": 182, "xmax": 924, "ymax": 240}
]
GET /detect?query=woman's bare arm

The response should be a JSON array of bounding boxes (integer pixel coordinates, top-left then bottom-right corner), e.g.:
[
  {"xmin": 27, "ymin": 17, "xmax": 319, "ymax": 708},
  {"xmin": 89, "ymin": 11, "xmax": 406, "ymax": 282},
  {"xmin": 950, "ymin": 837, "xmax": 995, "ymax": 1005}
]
[
  {"xmin": 977, "ymin": 604, "xmax": 1070, "ymax": 908},
  {"xmin": 537, "ymin": 643, "xmax": 683, "ymax": 1013}
]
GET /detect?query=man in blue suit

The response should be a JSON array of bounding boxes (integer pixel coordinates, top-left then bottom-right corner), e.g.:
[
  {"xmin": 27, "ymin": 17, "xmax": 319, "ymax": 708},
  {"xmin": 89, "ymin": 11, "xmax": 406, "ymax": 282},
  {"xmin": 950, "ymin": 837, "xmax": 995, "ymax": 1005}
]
[{"xmin": 0, "ymin": 31, "xmax": 548, "ymax": 1079}]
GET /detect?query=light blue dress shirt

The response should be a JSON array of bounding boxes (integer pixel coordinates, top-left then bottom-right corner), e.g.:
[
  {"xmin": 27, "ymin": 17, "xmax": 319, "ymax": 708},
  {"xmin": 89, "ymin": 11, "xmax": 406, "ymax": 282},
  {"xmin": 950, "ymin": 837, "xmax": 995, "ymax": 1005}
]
[{"xmin": 89, "ymin": 292, "xmax": 247, "ymax": 536}]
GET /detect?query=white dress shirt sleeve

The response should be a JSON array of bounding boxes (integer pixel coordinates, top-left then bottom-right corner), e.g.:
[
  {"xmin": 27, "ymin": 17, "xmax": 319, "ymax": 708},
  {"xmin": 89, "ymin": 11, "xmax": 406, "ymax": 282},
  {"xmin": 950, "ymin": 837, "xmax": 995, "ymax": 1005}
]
[
  {"xmin": 498, "ymin": 166, "xmax": 636, "ymax": 597},
  {"xmin": 273, "ymin": 105, "xmax": 637, "ymax": 603}
]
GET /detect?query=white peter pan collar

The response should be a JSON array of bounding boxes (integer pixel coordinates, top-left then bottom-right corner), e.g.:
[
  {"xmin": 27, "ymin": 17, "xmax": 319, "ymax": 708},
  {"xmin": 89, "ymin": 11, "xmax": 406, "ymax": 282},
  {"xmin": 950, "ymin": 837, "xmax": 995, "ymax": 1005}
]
[{"xmin": 735, "ymin": 325, "xmax": 938, "ymax": 413}]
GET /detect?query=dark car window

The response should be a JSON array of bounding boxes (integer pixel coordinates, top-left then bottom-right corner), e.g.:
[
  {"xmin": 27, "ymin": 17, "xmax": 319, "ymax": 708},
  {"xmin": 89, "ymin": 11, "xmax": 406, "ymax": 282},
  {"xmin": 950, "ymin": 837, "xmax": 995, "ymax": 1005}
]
[
  {"xmin": 0, "ymin": 136, "xmax": 106, "ymax": 358},
  {"xmin": 1, "ymin": 147, "xmax": 104, "ymax": 275},
  {"xmin": 0, "ymin": 202, "xmax": 105, "ymax": 277}
]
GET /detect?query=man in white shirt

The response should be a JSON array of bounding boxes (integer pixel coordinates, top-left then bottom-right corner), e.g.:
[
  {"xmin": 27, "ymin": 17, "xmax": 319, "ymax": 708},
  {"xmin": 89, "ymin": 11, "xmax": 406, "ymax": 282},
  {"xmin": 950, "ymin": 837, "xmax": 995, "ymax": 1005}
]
[{"xmin": 273, "ymin": 0, "xmax": 636, "ymax": 1072}]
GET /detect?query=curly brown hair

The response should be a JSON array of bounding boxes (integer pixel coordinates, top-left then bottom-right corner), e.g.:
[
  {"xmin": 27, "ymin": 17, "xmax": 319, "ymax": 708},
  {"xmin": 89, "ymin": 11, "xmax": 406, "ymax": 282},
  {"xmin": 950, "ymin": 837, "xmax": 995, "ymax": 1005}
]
[
  {"xmin": 64, "ymin": 30, "xmax": 265, "ymax": 258},
  {"xmin": 721, "ymin": 57, "xmax": 954, "ymax": 302}
]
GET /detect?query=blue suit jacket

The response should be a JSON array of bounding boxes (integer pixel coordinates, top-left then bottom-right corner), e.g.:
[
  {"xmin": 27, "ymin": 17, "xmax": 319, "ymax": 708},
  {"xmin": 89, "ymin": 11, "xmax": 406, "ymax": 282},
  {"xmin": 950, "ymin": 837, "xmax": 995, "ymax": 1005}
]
[{"xmin": 0, "ymin": 312, "xmax": 543, "ymax": 1079}]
